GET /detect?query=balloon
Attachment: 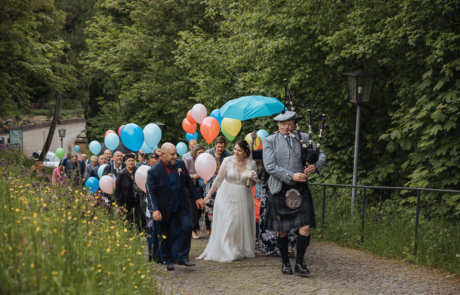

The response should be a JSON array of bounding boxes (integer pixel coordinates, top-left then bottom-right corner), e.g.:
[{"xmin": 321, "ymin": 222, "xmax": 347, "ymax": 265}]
[
  {"xmin": 104, "ymin": 133, "xmax": 120, "ymax": 151},
  {"xmin": 105, "ymin": 130, "xmax": 116, "ymax": 137},
  {"xmin": 99, "ymin": 175, "xmax": 115, "ymax": 194},
  {"xmin": 210, "ymin": 109, "xmax": 223, "ymax": 125},
  {"xmin": 85, "ymin": 177, "xmax": 99, "ymax": 193},
  {"xmin": 195, "ymin": 153, "xmax": 217, "ymax": 181},
  {"xmin": 140, "ymin": 142, "xmax": 153, "ymax": 154},
  {"xmin": 186, "ymin": 131, "xmax": 198, "ymax": 142},
  {"xmin": 221, "ymin": 118, "xmax": 242, "ymax": 137},
  {"xmin": 182, "ymin": 118, "xmax": 197, "ymax": 134},
  {"xmin": 244, "ymin": 133, "xmax": 262, "ymax": 150},
  {"xmin": 121, "ymin": 123, "xmax": 144, "ymax": 152},
  {"xmin": 200, "ymin": 117, "xmax": 220, "ymax": 144},
  {"xmin": 186, "ymin": 110, "xmax": 196, "ymax": 124},
  {"xmin": 55, "ymin": 148, "xmax": 65, "ymax": 159},
  {"xmin": 257, "ymin": 129, "xmax": 269, "ymax": 142},
  {"xmin": 98, "ymin": 164, "xmax": 107, "ymax": 178},
  {"xmin": 74, "ymin": 145, "xmax": 80, "ymax": 153},
  {"xmin": 143, "ymin": 123, "xmax": 162, "ymax": 148},
  {"xmin": 221, "ymin": 127, "xmax": 235, "ymax": 142},
  {"xmin": 89, "ymin": 141, "xmax": 101, "ymax": 155},
  {"xmin": 191, "ymin": 103, "xmax": 207, "ymax": 124},
  {"xmin": 135, "ymin": 165, "xmax": 150, "ymax": 193},
  {"xmin": 118, "ymin": 125, "xmax": 125, "ymax": 137},
  {"xmin": 176, "ymin": 142, "xmax": 187, "ymax": 157}
]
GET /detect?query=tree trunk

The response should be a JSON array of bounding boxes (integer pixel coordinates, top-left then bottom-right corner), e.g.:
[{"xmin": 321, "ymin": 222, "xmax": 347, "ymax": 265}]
[{"xmin": 39, "ymin": 93, "xmax": 61, "ymax": 162}]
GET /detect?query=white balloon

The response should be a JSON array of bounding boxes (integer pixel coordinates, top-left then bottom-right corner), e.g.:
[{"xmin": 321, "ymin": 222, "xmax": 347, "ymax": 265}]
[
  {"xmin": 195, "ymin": 153, "xmax": 217, "ymax": 181},
  {"xmin": 135, "ymin": 165, "xmax": 150, "ymax": 193},
  {"xmin": 99, "ymin": 175, "xmax": 115, "ymax": 194},
  {"xmin": 191, "ymin": 103, "xmax": 207, "ymax": 124}
]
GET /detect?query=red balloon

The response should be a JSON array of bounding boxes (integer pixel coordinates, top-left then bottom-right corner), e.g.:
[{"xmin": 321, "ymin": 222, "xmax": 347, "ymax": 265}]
[
  {"xmin": 186, "ymin": 110, "xmax": 196, "ymax": 125},
  {"xmin": 105, "ymin": 130, "xmax": 116, "ymax": 137},
  {"xmin": 200, "ymin": 117, "xmax": 220, "ymax": 144},
  {"xmin": 182, "ymin": 118, "xmax": 197, "ymax": 134},
  {"xmin": 118, "ymin": 125, "xmax": 125, "ymax": 137}
]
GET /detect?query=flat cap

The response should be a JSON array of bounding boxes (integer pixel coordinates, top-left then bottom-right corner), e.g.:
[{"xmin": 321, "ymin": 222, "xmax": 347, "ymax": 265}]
[{"xmin": 274, "ymin": 110, "xmax": 297, "ymax": 122}]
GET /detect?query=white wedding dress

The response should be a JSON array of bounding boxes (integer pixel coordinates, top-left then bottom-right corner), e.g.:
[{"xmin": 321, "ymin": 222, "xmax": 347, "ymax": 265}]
[{"xmin": 197, "ymin": 156, "xmax": 256, "ymax": 262}]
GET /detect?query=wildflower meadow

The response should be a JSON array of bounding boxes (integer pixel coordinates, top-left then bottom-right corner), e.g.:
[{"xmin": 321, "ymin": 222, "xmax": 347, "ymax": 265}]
[{"xmin": 0, "ymin": 145, "xmax": 159, "ymax": 294}]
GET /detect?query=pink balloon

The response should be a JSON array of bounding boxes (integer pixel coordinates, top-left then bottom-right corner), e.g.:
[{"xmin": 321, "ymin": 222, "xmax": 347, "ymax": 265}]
[
  {"xmin": 195, "ymin": 153, "xmax": 217, "ymax": 181},
  {"xmin": 191, "ymin": 103, "xmax": 207, "ymax": 124},
  {"xmin": 118, "ymin": 125, "xmax": 125, "ymax": 137},
  {"xmin": 99, "ymin": 175, "xmax": 115, "ymax": 194},
  {"xmin": 135, "ymin": 165, "xmax": 150, "ymax": 193}
]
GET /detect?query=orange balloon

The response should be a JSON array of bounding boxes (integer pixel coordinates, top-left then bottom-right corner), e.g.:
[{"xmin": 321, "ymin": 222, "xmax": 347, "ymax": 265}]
[
  {"xmin": 186, "ymin": 110, "xmax": 196, "ymax": 124},
  {"xmin": 182, "ymin": 118, "xmax": 197, "ymax": 134},
  {"xmin": 200, "ymin": 117, "xmax": 220, "ymax": 144}
]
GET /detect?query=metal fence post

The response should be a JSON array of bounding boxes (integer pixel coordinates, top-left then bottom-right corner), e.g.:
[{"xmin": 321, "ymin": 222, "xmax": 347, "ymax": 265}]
[
  {"xmin": 414, "ymin": 189, "xmax": 421, "ymax": 256},
  {"xmin": 360, "ymin": 188, "xmax": 366, "ymax": 245},
  {"xmin": 322, "ymin": 186, "xmax": 326, "ymax": 233}
]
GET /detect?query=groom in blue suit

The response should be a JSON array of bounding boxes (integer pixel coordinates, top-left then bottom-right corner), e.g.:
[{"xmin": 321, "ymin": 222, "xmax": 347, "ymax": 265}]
[{"xmin": 146, "ymin": 142, "xmax": 205, "ymax": 271}]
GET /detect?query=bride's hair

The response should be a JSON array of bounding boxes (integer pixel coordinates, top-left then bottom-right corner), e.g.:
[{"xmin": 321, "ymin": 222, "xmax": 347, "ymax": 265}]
[{"xmin": 235, "ymin": 139, "xmax": 251, "ymax": 158}]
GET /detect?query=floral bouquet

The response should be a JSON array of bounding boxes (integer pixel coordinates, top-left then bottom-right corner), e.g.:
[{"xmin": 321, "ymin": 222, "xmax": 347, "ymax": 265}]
[{"xmin": 241, "ymin": 169, "xmax": 257, "ymax": 187}]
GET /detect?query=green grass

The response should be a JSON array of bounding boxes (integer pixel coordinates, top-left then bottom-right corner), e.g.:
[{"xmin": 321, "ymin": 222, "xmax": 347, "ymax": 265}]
[
  {"xmin": 310, "ymin": 186, "xmax": 460, "ymax": 275},
  {"xmin": 0, "ymin": 146, "xmax": 160, "ymax": 294}
]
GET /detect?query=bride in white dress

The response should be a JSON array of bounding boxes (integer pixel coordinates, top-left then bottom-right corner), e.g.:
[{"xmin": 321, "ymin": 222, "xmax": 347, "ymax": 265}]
[{"xmin": 197, "ymin": 140, "xmax": 257, "ymax": 262}]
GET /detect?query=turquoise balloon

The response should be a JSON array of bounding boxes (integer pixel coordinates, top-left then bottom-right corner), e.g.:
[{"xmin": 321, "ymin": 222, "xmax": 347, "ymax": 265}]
[
  {"xmin": 104, "ymin": 133, "xmax": 120, "ymax": 151},
  {"xmin": 210, "ymin": 109, "xmax": 223, "ymax": 125},
  {"xmin": 74, "ymin": 145, "xmax": 80, "ymax": 153},
  {"xmin": 121, "ymin": 123, "xmax": 144, "ymax": 152},
  {"xmin": 176, "ymin": 142, "xmax": 187, "ymax": 157},
  {"xmin": 85, "ymin": 177, "xmax": 99, "ymax": 193},
  {"xmin": 186, "ymin": 131, "xmax": 198, "ymax": 142},
  {"xmin": 55, "ymin": 148, "xmax": 65, "ymax": 159},
  {"xmin": 140, "ymin": 142, "xmax": 153, "ymax": 154},
  {"xmin": 257, "ymin": 129, "xmax": 269, "ymax": 142},
  {"xmin": 89, "ymin": 140, "xmax": 101, "ymax": 155},
  {"xmin": 98, "ymin": 164, "xmax": 107, "ymax": 178},
  {"xmin": 143, "ymin": 123, "xmax": 162, "ymax": 148}
]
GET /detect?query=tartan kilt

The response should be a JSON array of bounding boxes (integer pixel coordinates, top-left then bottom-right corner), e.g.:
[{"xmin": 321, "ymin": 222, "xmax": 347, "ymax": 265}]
[{"xmin": 265, "ymin": 182, "xmax": 316, "ymax": 231}]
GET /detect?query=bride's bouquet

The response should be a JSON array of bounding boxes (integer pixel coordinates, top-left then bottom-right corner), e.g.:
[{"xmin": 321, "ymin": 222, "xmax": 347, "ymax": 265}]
[{"xmin": 241, "ymin": 169, "xmax": 258, "ymax": 187}]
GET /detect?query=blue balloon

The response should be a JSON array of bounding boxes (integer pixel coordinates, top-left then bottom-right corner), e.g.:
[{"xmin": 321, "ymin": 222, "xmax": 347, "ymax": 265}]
[
  {"xmin": 257, "ymin": 129, "xmax": 269, "ymax": 142},
  {"xmin": 210, "ymin": 109, "xmax": 223, "ymax": 125},
  {"xmin": 98, "ymin": 164, "xmax": 107, "ymax": 178},
  {"xmin": 186, "ymin": 131, "xmax": 199, "ymax": 142},
  {"xmin": 74, "ymin": 145, "xmax": 80, "ymax": 153},
  {"xmin": 143, "ymin": 123, "xmax": 162, "ymax": 148},
  {"xmin": 104, "ymin": 133, "xmax": 120, "ymax": 151},
  {"xmin": 140, "ymin": 142, "xmax": 153, "ymax": 154},
  {"xmin": 85, "ymin": 177, "xmax": 99, "ymax": 193},
  {"xmin": 176, "ymin": 142, "xmax": 187, "ymax": 157},
  {"xmin": 121, "ymin": 123, "xmax": 144, "ymax": 152},
  {"xmin": 89, "ymin": 141, "xmax": 101, "ymax": 155}
]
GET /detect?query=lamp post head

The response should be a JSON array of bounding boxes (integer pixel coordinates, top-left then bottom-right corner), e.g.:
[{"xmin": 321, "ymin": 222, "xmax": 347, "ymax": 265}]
[
  {"xmin": 344, "ymin": 70, "xmax": 375, "ymax": 103},
  {"xmin": 58, "ymin": 128, "xmax": 66, "ymax": 138}
]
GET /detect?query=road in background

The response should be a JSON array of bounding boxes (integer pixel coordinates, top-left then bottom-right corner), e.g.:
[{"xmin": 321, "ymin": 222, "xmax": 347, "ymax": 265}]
[{"xmin": 19, "ymin": 121, "xmax": 86, "ymax": 157}]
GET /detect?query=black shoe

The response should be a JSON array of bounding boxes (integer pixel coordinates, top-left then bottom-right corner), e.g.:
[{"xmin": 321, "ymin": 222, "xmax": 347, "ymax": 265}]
[
  {"xmin": 177, "ymin": 258, "xmax": 195, "ymax": 267},
  {"xmin": 282, "ymin": 262, "xmax": 293, "ymax": 275},
  {"xmin": 295, "ymin": 263, "xmax": 310, "ymax": 276},
  {"xmin": 166, "ymin": 263, "xmax": 175, "ymax": 271}
]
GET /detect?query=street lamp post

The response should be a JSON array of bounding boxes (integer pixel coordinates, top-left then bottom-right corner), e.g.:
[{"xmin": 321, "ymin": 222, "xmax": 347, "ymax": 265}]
[
  {"xmin": 344, "ymin": 70, "xmax": 375, "ymax": 215},
  {"xmin": 6, "ymin": 119, "xmax": 13, "ymax": 144},
  {"xmin": 58, "ymin": 128, "xmax": 66, "ymax": 148}
]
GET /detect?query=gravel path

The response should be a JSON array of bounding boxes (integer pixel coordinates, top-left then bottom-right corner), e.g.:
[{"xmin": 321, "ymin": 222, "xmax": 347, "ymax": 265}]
[{"xmin": 153, "ymin": 233, "xmax": 459, "ymax": 295}]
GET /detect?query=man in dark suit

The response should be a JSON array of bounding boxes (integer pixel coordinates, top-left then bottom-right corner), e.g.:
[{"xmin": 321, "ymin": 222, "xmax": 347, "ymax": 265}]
[{"xmin": 146, "ymin": 142, "xmax": 205, "ymax": 271}]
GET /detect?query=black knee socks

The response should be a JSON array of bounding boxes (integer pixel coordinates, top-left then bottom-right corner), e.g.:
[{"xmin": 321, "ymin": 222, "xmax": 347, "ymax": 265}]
[
  {"xmin": 277, "ymin": 236, "xmax": 290, "ymax": 264},
  {"xmin": 296, "ymin": 234, "xmax": 310, "ymax": 265}
]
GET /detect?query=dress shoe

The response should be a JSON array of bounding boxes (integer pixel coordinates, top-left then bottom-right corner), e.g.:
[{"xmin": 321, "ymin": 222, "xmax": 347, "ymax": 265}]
[
  {"xmin": 177, "ymin": 258, "xmax": 195, "ymax": 267},
  {"xmin": 282, "ymin": 262, "xmax": 293, "ymax": 275},
  {"xmin": 166, "ymin": 263, "xmax": 175, "ymax": 271},
  {"xmin": 192, "ymin": 231, "xmax": 200, "ymax": 239},
  {"xmin": 295, "ymin": 263, "xmax": 310, "ymax": 276}
]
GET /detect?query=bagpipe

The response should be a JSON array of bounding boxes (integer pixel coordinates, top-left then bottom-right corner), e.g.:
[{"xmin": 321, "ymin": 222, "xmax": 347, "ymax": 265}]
[{"xmin": 283, "ymin": 79, "xmax": 326, "ymax": 166}]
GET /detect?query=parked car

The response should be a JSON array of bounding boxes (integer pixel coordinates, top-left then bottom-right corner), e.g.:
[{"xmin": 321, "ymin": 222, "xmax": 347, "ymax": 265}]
[{"xmin": 32, "ymin": 150, "xmax": 60, "ymax": 168}]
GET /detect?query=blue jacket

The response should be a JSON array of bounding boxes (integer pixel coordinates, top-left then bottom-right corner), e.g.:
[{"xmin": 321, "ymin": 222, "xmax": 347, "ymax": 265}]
[{"xmin": 146, "ymin": 159, "xmax": 201, "ymax": 220}]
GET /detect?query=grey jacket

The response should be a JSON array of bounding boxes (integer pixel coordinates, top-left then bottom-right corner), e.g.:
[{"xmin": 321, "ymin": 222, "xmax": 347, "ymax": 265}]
[{"xmin": 263, "ymin": 131, "xmax": 326, "ymax": 195}]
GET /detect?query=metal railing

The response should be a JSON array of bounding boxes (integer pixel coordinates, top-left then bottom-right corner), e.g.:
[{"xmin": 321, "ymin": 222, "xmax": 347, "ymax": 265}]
[{"xmin": 309, "ymin": 183, "xmax": 460, "ymax": 256}]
